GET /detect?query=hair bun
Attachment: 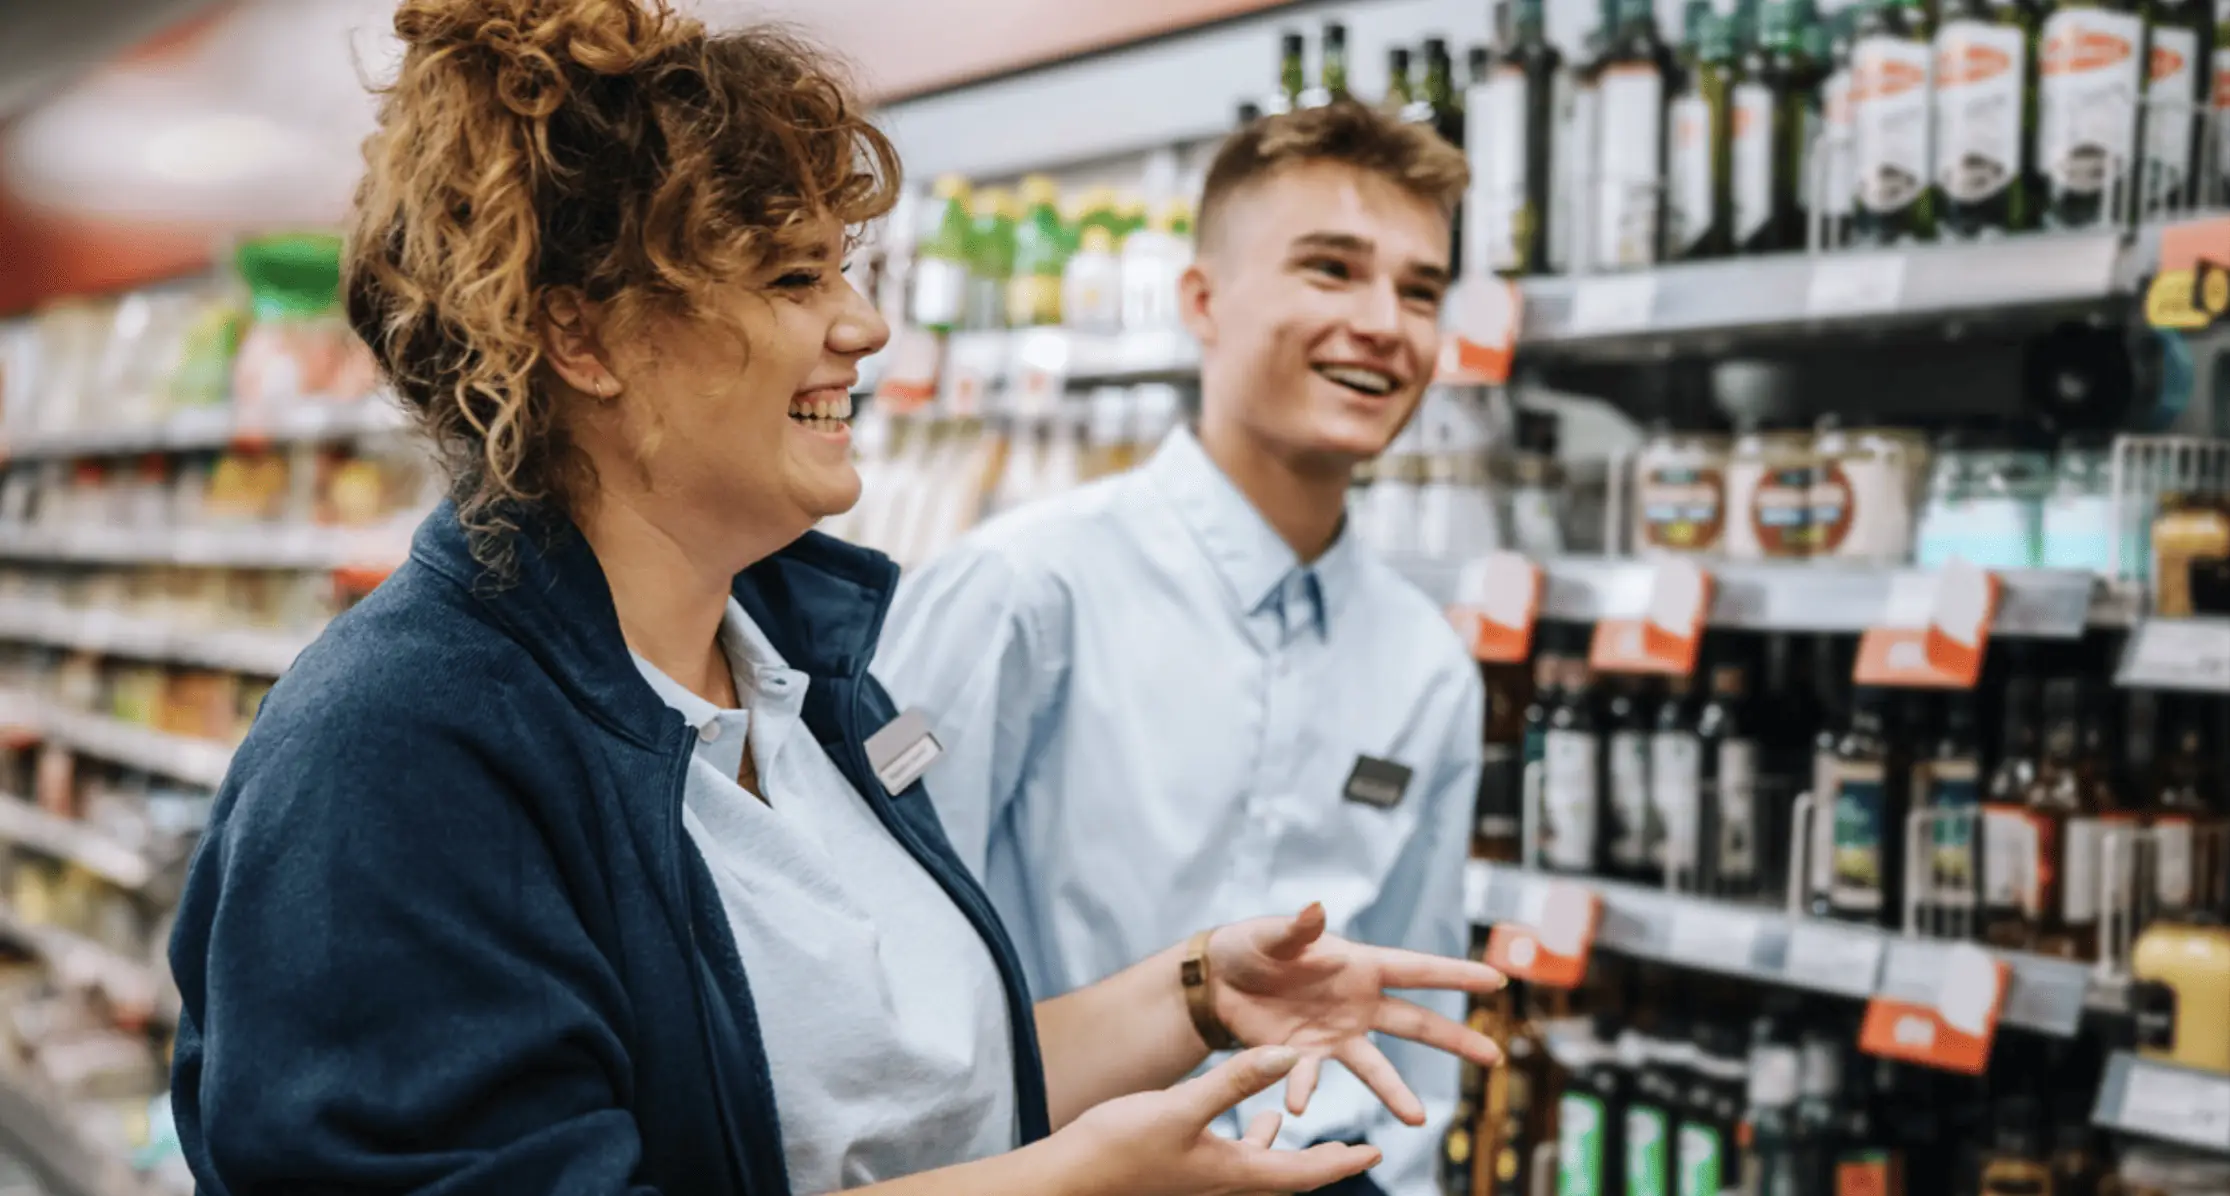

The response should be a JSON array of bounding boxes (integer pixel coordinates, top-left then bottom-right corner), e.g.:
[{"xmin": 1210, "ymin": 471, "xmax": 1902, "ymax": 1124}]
[{"xmin": 392, "ymin": 0, "xmax": 695, "ymax": 114}]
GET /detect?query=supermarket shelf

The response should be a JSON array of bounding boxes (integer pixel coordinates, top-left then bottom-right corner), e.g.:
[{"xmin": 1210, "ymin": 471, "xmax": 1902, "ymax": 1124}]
[
  {"xmin": 2116, "ymin": 617, "xmax": 2230, "ymax": 692},
  {"xmin": 3, "ymin": 398, "xmax": 408, "ymax": 462},
  {"xmin": 0, "ymin": 903, "xmax": 168, "ymax": 1026},
  {"xmin": 0, "ymin": 524, "xmax": 410, "ymax": 573},
  {"xmin": 0, "ymin": 694, "xmax": 231, "ymax": 791},
  {"xmin": 1463, "ymin": 861, "xmax": 2105, "ymax": 1036},
  {"xmin": 2093, "ymin": 1052, "xmax": 2230, "ymax": 1155},
  {"xmin": 0, "ymin": 604, "xmax": 313, "ymax": 677},
  {"xmin": 1509, "ymin": 233, "xmax": 2129, "ymax": 356},
  {"xmin": 1393, "ymin": 554, "xmax": 2132, "ymax": 637},
  {"xmin": 0, "ymin": 800, "xmax": 153, "ymax": 891},
  {"xmin": 0, "ymin": 1062, "xmax": 168, "ymax": 1196}
]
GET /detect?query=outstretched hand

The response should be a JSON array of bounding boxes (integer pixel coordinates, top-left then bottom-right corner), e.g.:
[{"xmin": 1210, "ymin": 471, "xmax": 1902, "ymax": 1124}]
[{"xmin": 1207, "ymin": 903, "xmax": 1508, "ymax": 1124}]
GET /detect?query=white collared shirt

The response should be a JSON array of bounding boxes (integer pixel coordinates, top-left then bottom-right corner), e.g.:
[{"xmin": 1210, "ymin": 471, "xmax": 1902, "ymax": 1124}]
[
  {"xmin": 877, "ymin": 426, "xmax": 1485, "ymax": 1196},
  {"xmin": 631, "ymin": 600, "xmax": 1016, "ymax": 1192}
]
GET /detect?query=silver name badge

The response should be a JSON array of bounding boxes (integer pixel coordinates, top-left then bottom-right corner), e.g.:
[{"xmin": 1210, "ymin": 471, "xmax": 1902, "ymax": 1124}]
[
  {"xmin": 1342, "ymin": 755, "xmax": 1413, "ymax": 809},
  {"xmin": 865, "ymin": 709, "xmax": 943, "ymax": 795}
]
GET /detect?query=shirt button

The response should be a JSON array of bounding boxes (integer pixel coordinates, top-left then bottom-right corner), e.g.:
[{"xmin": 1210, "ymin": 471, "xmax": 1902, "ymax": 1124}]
[{"xmin": 699, "ymin": 722, "xmax": 721, "ymax": 744}]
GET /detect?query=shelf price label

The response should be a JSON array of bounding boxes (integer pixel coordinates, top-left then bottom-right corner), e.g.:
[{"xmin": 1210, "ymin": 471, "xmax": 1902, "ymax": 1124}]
[
  {"xmin": 1591, "ymin": 560, "xmax": 1712, "ymax": 676},
  {"xmin": 2116, "ymin": 618, "xmax": 2230, "ymax": 693},
  {"xmin": 1447, "ymin": 552, "xmax": 1542, "ymax": 663},
  {"xmin": 873, "ymin": 327, "xmax": 944, "ymax": 413},
  {"xmin": 1784, "ymin": 922, "xmax": 1887, "ymax": 998},
  {"xmin": 2115, "ymin": 1060, "xmax": 2230, "ymax": 1152},
  {"xmin": 1483, "ymin": 880, "xmax": 1601, "ymax": 989},
  {"xmin": 1859, "ymin": 942, "xmax": 2008, "ymax": 1075},
  {"xmin": 1441, "ymin": 276, "xmax": 1521, "ymax": 384},
  {"xmin": 1666, "ymin": 905, "xmax": 1761, "ymax": 973},
  {"xmin": 1854, "ymin": 560, "xmax": 2000, "ymax": 688},
  {"xmin": 1806, "ymin": 252, "xmax": 1908, "ymax": 318},
  {"xmin": 1568, "ymin": 275, "xmax": 1657, "ymax": 336}
]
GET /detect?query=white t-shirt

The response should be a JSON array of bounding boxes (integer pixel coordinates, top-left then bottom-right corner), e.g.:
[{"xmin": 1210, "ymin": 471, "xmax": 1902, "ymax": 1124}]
[{"xmin": 631, "ymin": 599, "xmax": 1017, "ymax": 1192}]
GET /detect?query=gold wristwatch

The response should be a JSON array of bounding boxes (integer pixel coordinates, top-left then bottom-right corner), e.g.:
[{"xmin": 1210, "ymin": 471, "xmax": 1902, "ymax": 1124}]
[{"xmin": 1181, "ymin": 928, "xmax": 1244, "ymax": 1051}]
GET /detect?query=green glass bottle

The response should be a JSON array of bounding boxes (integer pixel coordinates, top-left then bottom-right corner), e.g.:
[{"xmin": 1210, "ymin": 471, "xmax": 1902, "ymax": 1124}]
[
  {"xmin": 2039, "ymin": 0, "xmax": 2147, "ymax": 228},
  {"xmin": 912, "ymin": 175, "xmax": 972, "ymax": 334},
  {"xmin": 1668, "ymin": 10, "xmax": 1738, "ymax": 259},
  {"xmin": 2142, "ymin": 0, "xmax": 2208, "ymax": 216},
  {"xmin": 1935, "ymin": 0, "xmax": 2040, "ymax": 238},
  {"xmin": 1851, "ymin": 0, "xmax": 1939, "ymax": 244},
  {"xmin": 1732, "ymin": 0, "xmax": 1819, "ymax": 253},
  {"xmin": 963, "ymin": 187, "xmax": 1016, "ymax": 332},
  {"xmin": 1385, "ymin": 45, "xmax": 1418, "ymax": 117},
  {"xmin": 1304, "ymin": 21, "xmax": 1351, "ymax": 107},
  {"xmin": 1592, "ymin": 0, "xmax": 1678, "ymax": 270},
  {"xmin": 1424, "ymin": 36, "xmax": 1465, "ymax": 146},
  {"xmin": 1006, "ymin": 175, "xmax": 1066, "ymax": 329},
  {"xmin": 1476, "ymin": 0, "xmax": 1564, "ymax": 277},
  {"xmin": 1272, "ymin": 31, "xmax": 1306, "ymax": 115}
]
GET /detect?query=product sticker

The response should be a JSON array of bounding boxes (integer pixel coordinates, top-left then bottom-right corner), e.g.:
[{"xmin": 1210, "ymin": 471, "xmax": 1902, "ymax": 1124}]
[
  {"xmin": 1626, "ymin": 1105, "xmax": 1670, "ymax": 1196},
  {"xmin": 1852, "ymin": 35, "xmax": 1934, "ymax": 214},
  {"xmin": 2063, "ymin": 815, "xmax": 2103, "ymax": 923},
  {"xmin": 1714, "ymin": 740, "xmax": 1760, "ymax": 884},
  {"xmin": 2145, "ymin": 26, "xmax": 2201, "ymax": 211},
  {"xmin": 1830, "ymin": 765, "xmax": 1890, "ymax": 913},
  {"xmin": 1922, "ymin": 760, "xmax": 1983, "ymax": 909},
  {"xmin": 1834, "ymin": 1150, "xmax": 1898, "ymax": 1196},
  {"xmin": 1731, "ymin": 83, "xmax": 1775, "ymax": 243},
  {"xmin": 1610, "ymin": 729, "xmax": 1655, "ymax": 868},
  {"xmin": 1639, "ymin": 465, "xmax": 1727, "ymax": 553},
  {"xmin": 1651, "ymin": 732, "xmax": 1703, "ymax": 871},
  {"xmin": 1667, "ymin": 94, "xmax": 1717, "ymax": 255},
  {"xmin": 2155, "ymin": 817, "xmax": 2196, "ymax": 909},
  {"xmin": 1342, "ymin": 754, "xmax": 1414, "ymax": 809},
  {"xmin": 1596, "ymin": 65, "xmax": 1667, "ymax": 269},
  {"xmin": 1542, "ymin": 730, "xmax": 1602, "ymax": 870},
  {"xmin": 1811, "ymin": 748, "xmax": 1841, "ymax": 896},
  {"xmin": 2039, "ymin": 8, "xmax": 2143, "ymax": 197},
  {"xmin": 1751, "ymin": 466, "xmax": 1818, "ymax": 558},
  {"xmin": 1982, "ymin": 804, "xmax": 2038, "ymax": 909},
  {"xmin": 1477, "ymin": 68, "xmax": 1533, "ymax": 273},
  {"xmin": 1675, "ymin": 1122, "xmax": 1723, "ymax": 1196},
  {"xmin": 1558, "ymin": 1092, "xmax": 1607, "ymax": 1196},
  {"xmin": 865, "ymin": 709, "xmax": 943, "ymax": 795},
  {"xmin": 1825, "ymin": 67, "xmax": 1858, "ymax": 218},
  {"xmin": 1808, "ymin": 461, "xmax": 1859, "ymax": 557},
  {"xmin": 1933, "ymin": 20, "xmax": 2026, "ymax": 203}
]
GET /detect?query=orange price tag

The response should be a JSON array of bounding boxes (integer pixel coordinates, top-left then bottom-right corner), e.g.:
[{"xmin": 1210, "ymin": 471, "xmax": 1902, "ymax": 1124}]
[
  {"xmin": 873, "ymin": 328, "xmax": 945, "ymax": 414},
  {"xmin": 1858, "ymin": 943, "xmax": 2008, "ymax": 1075},
  {"xmin": 1854, "ymin": 560, "xmax": 2000, "ymax": 688},
  {"xmin": 1446, "ymin": 552, "xmax": 1542, "ymax": 663},
  {"xmin": 1590, "ymin": 560, "xmax": 1712, "ymax": 676},
  {"xmin": 1438, "ymin": 277, "xmax": 1521, "ymax": 385},
  {"xmin": 1482, "ymin": 881, "xmax": 1601, "ymax": 989}
]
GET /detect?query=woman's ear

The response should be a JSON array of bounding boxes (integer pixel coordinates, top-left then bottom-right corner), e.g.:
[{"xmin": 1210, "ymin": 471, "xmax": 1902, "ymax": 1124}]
[{"xmin": 539, "ymin": 288, "xmax": 623, "ymax": 399}]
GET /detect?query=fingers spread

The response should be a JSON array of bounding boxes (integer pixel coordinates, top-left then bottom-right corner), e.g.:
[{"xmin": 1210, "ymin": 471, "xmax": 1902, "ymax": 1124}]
[
  {"xmin": 1179, "ymin": 1046, "xmax": 1300, "ymax": 1124},
  {"xmin": 1339, "ymin": 1039, "xmax": 1426, "ymax": 1126},
  {"xmin": 1242, "ymin": 1110, "xmax": 1284, "ymax": 1148},
  {"xmin": 1283, "ymin": 1051, "xmax": 1323, "ymax": 1116},
  {"xmin": 1374, "ymin": 997, "xmax": 1505, "ymax": 1067},
  {"xmin": 1228, "ymin": 1141, "xmax": 1382, "ymax": 1193},
  {"xmin": 1256, "ymin": 902, "xmax": 1330, "ymax": 962},
  {"xmin": 1374, "ymin": 950, "xmax": 1508, "ymax": 994}
]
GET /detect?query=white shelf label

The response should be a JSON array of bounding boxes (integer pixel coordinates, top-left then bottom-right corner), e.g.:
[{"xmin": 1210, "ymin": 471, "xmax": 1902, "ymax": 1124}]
[
  {"xmin": 1569, "ymin": 276, "xmax": 1658, "ymax": 335},
  {"xmin": 2120, "ymin": 1062, "xmax": 2230, "ymax": 1151},
  {"xmin": 1786, "ymin": 922, "xmax": 1887, "ymax": 997},
  {"xmin": 2118, "ymin": 619, "xmax": 2230, "ymax": 692},
  {"xmin": 1807, "ymin": 254, "xmax": 1908, "ymax": 317},
  {"xmin": 1667, "ymin": 905, "xmax": 1760, "ymax": 972}
]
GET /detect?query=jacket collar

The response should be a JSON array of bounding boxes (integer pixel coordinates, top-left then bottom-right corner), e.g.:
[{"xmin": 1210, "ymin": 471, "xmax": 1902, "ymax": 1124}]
[{"xmin": 409, "ymin": 500, "xmax": 899, "ymax": 748}]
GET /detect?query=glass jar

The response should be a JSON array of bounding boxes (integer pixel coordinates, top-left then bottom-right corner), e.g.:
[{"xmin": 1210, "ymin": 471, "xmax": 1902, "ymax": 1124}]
[
  {"xmin": 1814, "ymin": 426, "xmax": 1929, "ymax": 564},
  {"xmin": 1631, "ymin": 429, "xmax": 1731, "ymax": 558},
  {"xmin": 1724, "ymin": 428, "xmax": 1817, "ymax": 561},
  {"xmin": 2040, "ymin": 442, "xmax": 2115, "ymax": 575},
  {"xmin": 2151, "ymin": 493, "xmax": 2230, "ymax": 618},
  {"xmin": 1918, "ymin": 439, "xmax": 2048, "ymax": 570}
]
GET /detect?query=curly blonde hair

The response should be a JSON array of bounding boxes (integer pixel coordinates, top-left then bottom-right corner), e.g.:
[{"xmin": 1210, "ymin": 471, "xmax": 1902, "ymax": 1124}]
[{"xmin": 345, "ymin": 0, "xmax": 900, "ymax": 563}]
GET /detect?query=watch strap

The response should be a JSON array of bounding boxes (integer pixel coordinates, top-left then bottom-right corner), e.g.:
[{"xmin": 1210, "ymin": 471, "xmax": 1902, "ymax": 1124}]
[{"xmin": 1181, "ymin": 928, "xmax": 1244, "ymax": 1051}]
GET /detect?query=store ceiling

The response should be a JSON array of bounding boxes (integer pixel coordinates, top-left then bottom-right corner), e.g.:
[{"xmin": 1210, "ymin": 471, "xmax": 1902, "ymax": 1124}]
[{"xmin": 0, "ymin": 0, "xmax": 228, "ymax": 119}]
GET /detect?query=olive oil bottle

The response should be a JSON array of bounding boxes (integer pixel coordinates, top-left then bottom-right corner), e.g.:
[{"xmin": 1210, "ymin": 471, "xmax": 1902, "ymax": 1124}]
[
  {"xmin": 1555, "ymin": 0, "xmax": 1617, "ymax": 272},
  {"xmin": 1852, "ymin": 0, "xmax": 1940, "ymax": 244},
  {"xmin": 1474, "ymin": 0, "xmax": 1564, "ymax": 277},
  {"xmin": 1592, "ymin": 0, "xmax": 1679, "ymax": 269},
  {"xmin": 1384, "ymin": 46, "xmax": 1418, "ymax": 118},
  {"xmin": 1271, "ymin": 31, "xmax": 1306, "ymax": 116},
  {"xmin": 1733, "ymin": 0, "xmax": 1819, "ymax": 253},
  {"xmin": 2040, "ymin": 0, "xmax": 2147, "ymax": 228},
  {"xmin": 1935, "ymin": 0, "xmax": 2041, "ymax": 237},
  {"xmin": 1668, "ymin": 8, "xmax": 1738, "ymax": 259},
  {"xmin": 2142, "ymin": 0, "xmax": 2208, "ymax": 218},
  {"xmin": 1816, "ymin": 9, "xmax": 1863, "ymax": 244}
]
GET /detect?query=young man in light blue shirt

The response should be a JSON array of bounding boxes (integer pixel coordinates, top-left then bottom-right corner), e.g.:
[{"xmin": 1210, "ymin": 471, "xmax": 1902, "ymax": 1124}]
[{"xmin": 877, "ymin": 102, "xmax": 1484, "ymax": 1196}]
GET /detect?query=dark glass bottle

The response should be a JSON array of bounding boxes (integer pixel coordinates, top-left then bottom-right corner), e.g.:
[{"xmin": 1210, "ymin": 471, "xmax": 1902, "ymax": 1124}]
[
  {"xmin": 1302, "ymin": 21, "xmax": 1351, "ymax": 108},
  {"xmin": 1384, "ymin": 46, "xmax": 1418, "ymax": 117},
  {"xmin": 1477, "ymin": 655, "xmax": 1531, "ymax": 863},
  {"xmin": 1424, "ymin": 36, "xmax": 1465, "ymax": 146},
  {"xmin": 1732, "ymin": 0, "xmax": 1817, "ymax": 253},
  {"xmin": 1558, "ymin": 1015, "xmax": 1631, "ymax": 1196},
  {"xmin": 1592, "ymin": 0, "xmax": 1679, "ymax": 269},
  {"xmin": 1982, "ymin": 675, "xmax": 2044, "ymax": 949},
  {"xmin": 1978, "ymin": 1096, "xmax": 2054, "ymax": 1195},
  {"xmin": 1935, "ymin": 0, "xmax": 2041, "ymax": 238},
  {"xmin": 1652, "ymin": 670, "xmax": 1701, "ymax": 890},
  {"xmin": 1744, "ymin": 1032, "xmax": 1806, "ymax": 1196},
  {"xmin": 2149, "ymin": 703, "xmax": 2226, "ymax": 915},
  {"xmin": 2141, "ymin": 0, "xmax": 2207, "ymax": 218},
  {"xmin": 1915, "ymin": 692, "xmax": 1986, "ymax": 938},
  {"xmin": 1699, "ymin": 657, "xmax": 1762, "ymax": 898},
  {"xmin": 1792, "ymin": 1027, "xmax": 1848, "ymax": 1195},
  {"xmin": 2026, "ymin": 678, "xmax": 2101, "ymax": 960},
  {"xmin": 1668, "ymin": 9, "xmax": 1738, "ymax": 259},
  {"xmin": 1273, "ymin": 31, "xmax": 1306, "ymax": 115},
  {"xmin": 1809, "ymin": 640, "xmax": 1856, "ymax": 919},
  {"xmin": 1829, "ymin": 688, "xmax": 1910, "ymax": 928},
  {"xmin": 1542, "ymin": 656, "xmax": 1606, "ymax": 875},
  {"xmin": 1607, "ymin": 676, "xmax": 1658, "ymax": 883},
  {"xmin": 1478, "ymin": 0, "xmax": 1563, "ymax": 277},
  {"xmin": 2039, "ymin": 0, "xmax": 2147, "ymax": 229},
  {"xmin": 1486, "ymin": 984, "xmax": 1555, "ymax": 1196},
  {"xmin": 1677, "ymin": 1021, "xmax": 1748, "ymax": 1196},
  {"xmin": 1851, "ymin": 0, "xmax": 1940, "ymax": 243},
  {"xmin": 1626, "ymin": 1017, "xmax": 1688, "ymax": 1196}
]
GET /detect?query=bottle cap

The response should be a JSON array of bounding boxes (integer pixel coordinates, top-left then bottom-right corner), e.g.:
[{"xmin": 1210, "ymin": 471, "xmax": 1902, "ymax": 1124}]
[{"xmin": 1020, "ymin": 175, "xmax": 1059, "ymax": 206}]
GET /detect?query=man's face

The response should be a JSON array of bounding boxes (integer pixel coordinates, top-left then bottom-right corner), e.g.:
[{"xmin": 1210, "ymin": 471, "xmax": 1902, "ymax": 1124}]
[{"xmin": 1181, "ymin": 160, "xmax": 1451, "ymax": 471}]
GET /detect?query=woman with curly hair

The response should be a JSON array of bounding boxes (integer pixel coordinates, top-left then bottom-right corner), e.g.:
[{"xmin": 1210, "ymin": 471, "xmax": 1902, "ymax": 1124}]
[{"xmin": 165, "ymin": 2, "xmax": 1506, "ymax": 1194}]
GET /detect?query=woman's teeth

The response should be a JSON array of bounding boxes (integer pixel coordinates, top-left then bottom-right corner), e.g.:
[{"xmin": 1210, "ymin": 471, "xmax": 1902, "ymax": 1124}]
[
  {"xmin": 788, "ymin": 394, "xmax": 853, "ymax": 427},
  {"xmin": 1314, "ymin": 364, "xmax": 1398, "ymax": 396}
]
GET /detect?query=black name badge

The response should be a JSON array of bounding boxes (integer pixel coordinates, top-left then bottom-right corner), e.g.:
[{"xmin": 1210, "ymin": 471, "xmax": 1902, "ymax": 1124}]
[
  {"xmin": 1342, "ymin": 755, "xmax": 1413, "ymax": 809},
  {"xmin": 865, "ymin": 710, "xmax": 943, "ymax": 795}
]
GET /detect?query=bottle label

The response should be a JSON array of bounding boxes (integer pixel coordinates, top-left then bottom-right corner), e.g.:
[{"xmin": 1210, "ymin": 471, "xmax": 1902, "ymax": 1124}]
[
  {"xmin": 1638, "ymin": 465, "xmax": 1726, "ymax": 553},
  {"xmin": 2063, "ymin": 815, "xmax": 2104, "ymax": 923},
  {"xmin": 2155, "ymin": 816, "xmax": 2197, "ymax": 909},
  {"xmin": 1714, "ymin": 739, "xmax": 1761, "ymax": 885},
  {"xmin": 1825, "ymin": 67, "xmax": 1857, "ymax": 218},
  {"xmin": 2145, "ymin": 25, "xmax": 2201, "ymax": 210},
  {"xmin": 1920, "ymin": 758, "xmax": 1983, "ymax": 909},
  {"xmin": 1750, "ymin": 465, "xmax": 1817, "ymax": 558},
  {"xmin": 1676, "ymin": 1121, "xmax": 1723, "ymax": 1196},
  {"xmin": 912, "ymin": 258, "xmax": 969, "ymax": 329},
  {"xmin": 1542, "ymin": 730, "xmax": 1602, "ymax": 870},
  {"xmin": 1933, "ymin": 20, "xmax": 2026, "ymax": 204},
  {"xmin": 1627, "ymin": 1105, "xmax": 1671, "ymax": 1196},
  {"xmin": 1477, "ymin": 68, "xmax": 1533, "ymax": 273},
  {"xmin": 1610, "ymin": 729, "xmax": 1655, "ymax": 869},
  {"xmin": 1667, "ymin": 93, "xmax": 1717, "ymax": 255},
  {"xmin": 2039, "ymin": 8, "xmax": 2143, "ymax": 198},
  {"xmin": 1853, "ymin": 35, "xmax": 1933, "ymax": 216},
  {"xmin": 1732, "ymin": 82, "xmax": 1775, "ymax": 243},
  {"xmin": 1596, "ymin": 65, "xmax": 1666, "ymax": 269},
  {"xmin": 1557, "ymin": 1091, "xmax": 1607, "ymax": 1196},
  {"xmin": 1830, "ymin": 762, "xmax": 1890, "ymax": 914},
  {"xmin": 1552, "ymin": 75, "xmax": 1592, "ymax": 272},
  {"xmin": 1833, "ymin": 1150, "xmax": 1898, "ymax": 1196},
  {"xmin": 1983, "ymin": 803, "xmax": 2054, "ymax": 916},
  {"xmin": 1651, "ymin": 731, "xmax": 1703, "ymax": 872}
]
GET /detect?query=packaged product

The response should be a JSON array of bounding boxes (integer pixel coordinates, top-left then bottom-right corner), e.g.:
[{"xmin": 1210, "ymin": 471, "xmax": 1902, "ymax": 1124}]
[
  {"xmin": 230, "ymin": 234, "xmax": 379, "ymax": 420},
  {"xmin": 1631, "ymin": 431, "xmax": 1730, "ymax": 558},
  {"xmin": 1812, "ymin": 427, "xmax": 1928, "ymax": 564},
  {"xmin": 1723, "ymin": 428, "xmax": 1817, "ymax": 560}
]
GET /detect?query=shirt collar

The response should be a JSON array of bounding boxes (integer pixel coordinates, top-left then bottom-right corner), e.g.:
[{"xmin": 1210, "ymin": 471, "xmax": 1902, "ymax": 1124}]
[
  {"xmin": 629, "ymin": 598, "xmax": 804, "ymax": 730},
  {"xmin": 1141, "ymin": 425, "xmax": 1361, "ymax": 641}
]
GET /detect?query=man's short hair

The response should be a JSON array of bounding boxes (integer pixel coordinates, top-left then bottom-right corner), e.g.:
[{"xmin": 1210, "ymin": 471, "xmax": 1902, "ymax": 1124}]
[{"xmin": 1195, "ymin": 101, "xmax": 1471, "ymax": 255}]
